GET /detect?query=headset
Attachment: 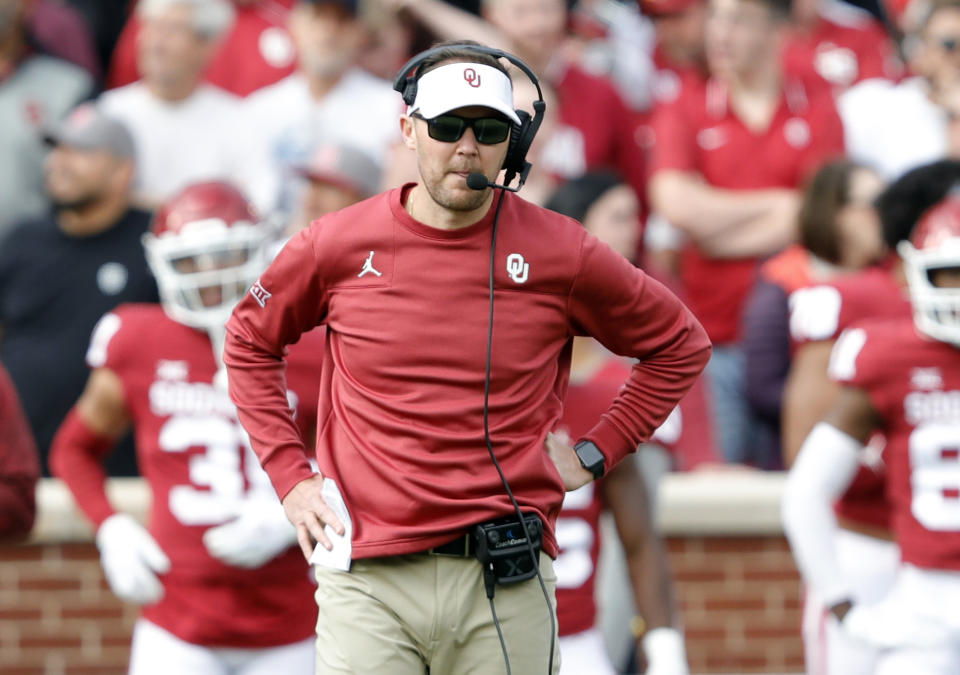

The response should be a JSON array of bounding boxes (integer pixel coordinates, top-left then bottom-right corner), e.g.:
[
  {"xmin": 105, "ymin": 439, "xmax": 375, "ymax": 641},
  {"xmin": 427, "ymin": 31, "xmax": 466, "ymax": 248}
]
[
  {"xmin": 392, "ymin": 43, "xmax": 547, "ymax": 190},
  {"xmin": 394, "ymin": 44, "xmax": 556, "ymax": 675}
]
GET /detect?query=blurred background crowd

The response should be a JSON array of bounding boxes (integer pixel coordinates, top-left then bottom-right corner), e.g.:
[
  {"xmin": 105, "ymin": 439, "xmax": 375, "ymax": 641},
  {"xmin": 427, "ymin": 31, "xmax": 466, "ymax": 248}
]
[
  {"xmin": 2, "ymin": 0, "xmax": 954, "ymax": 480},
  {"xmin": 4, "ymin": 0, "xmax": 960, "ymax": 672}
]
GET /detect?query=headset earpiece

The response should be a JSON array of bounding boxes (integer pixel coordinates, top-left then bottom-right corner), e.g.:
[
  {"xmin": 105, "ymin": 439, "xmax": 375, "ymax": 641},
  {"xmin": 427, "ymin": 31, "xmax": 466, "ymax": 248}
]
[
  {"xmin": 401, "ymin": 79, "xmax": 417, "ymax": 107},
  {"xmin": 503, "ymin": 109, "xmax": 532, "ymax": 175}
]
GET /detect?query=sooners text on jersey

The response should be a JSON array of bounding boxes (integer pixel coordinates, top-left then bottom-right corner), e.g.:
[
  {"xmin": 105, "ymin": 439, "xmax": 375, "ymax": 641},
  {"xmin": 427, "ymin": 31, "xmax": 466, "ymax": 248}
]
[
  {"xmin": 832, "ymin": 318, "xmax": 960, "ymax": 570},
  {"xmin": 87, "ymin": 303, "xmax": 324, "ymax": 647}
]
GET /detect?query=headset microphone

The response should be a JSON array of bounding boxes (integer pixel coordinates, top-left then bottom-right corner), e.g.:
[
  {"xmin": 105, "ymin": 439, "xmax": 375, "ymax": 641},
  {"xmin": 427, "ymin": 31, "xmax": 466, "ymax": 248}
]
[{"xmin": 466, "ymin": 172, "xmax": 521, "ymax": 193}]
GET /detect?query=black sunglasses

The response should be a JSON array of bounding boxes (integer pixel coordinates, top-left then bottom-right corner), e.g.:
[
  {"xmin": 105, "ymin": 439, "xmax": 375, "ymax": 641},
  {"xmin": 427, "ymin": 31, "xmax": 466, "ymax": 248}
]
[
  {"xmin": 935, "ymin": 36, "xmax": 960, "ymax": 53},
  {"xmin": 412, "ymin": 113, "xmax": 512, "ymax": 145}
]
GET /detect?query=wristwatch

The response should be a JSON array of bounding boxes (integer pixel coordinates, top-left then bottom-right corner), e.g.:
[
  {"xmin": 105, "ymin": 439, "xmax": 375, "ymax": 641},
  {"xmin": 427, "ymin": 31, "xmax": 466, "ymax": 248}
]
[{"xmin": 574, "ymin": 441, "xmax": 606, "ymax": 480}]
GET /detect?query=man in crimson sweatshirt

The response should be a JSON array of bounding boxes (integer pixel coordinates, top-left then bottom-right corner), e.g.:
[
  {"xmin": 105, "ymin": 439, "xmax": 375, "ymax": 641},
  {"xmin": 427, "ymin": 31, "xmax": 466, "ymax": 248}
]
[{"xmin": 224, "ymin": 41, "xmax": 710, "ymax": 675}]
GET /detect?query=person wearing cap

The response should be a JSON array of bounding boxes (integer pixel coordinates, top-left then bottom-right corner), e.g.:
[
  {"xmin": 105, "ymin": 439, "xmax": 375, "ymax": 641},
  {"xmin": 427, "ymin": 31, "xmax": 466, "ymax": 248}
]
[
  {"xmin": 290, "ymin": 142, "xmax": 382, "ymax": 233},
  {"xmin": 98, "ymin": 0, "xmax": 242, "ymax": 208},
  {"xmin": 224, "ymin": 41, "xmax": 710, "ymax": 674},
  {"xmin": 0, "ymin": 0, "xmax": 93, "ymax": 236},
  {"xmin": 388, "ymin": 0, "xmax": 649, "ymax": 218},
  {"xmin": 0, "ymin": 103, "xmax": 158, "ymax": 478},
  {"xmin": 236, "ymin": 0, "xmax": 399, "ymax": 218}
]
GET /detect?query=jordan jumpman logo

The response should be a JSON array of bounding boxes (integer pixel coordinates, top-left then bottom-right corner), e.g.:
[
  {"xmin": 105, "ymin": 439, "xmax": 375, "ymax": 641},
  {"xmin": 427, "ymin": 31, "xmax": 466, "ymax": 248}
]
[{"xmin": 358, "ymin": 251, "xmax": 382, "ymax": 278}]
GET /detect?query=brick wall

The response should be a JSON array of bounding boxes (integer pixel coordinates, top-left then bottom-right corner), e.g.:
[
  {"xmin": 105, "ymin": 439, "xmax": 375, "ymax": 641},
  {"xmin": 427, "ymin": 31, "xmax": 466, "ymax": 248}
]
[
  {"xmin": 0, "ymin": 475, "xmax": 804, "ymax": 674},
  {"xmin": 671, "ymin": 537, "xmax": 803, "ymax": 673},
  {"xmin": 0, "ymin": 543, "xmax": 138, "ymax": 674}
]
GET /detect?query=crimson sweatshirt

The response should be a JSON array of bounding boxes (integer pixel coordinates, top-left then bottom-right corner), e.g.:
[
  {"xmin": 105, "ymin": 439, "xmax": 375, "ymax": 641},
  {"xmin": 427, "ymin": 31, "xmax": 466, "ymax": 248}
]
[
  {"xmin": 224, "ymin": 185, "xmax": 710, "ymax": 558},
  {"xmin": 0, "ymin": 362, "xmax": 39, "ymax": 539}
]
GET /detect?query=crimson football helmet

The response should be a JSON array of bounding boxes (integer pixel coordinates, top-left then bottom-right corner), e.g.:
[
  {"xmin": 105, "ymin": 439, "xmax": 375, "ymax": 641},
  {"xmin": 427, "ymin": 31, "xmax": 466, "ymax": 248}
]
[
  {"xmin": 143, "ymin": 182, "xmax": 275, "ymax": 332},
  {"xmin": 899, "ymin": 192, "xmax": 960, "ymax": 346}
]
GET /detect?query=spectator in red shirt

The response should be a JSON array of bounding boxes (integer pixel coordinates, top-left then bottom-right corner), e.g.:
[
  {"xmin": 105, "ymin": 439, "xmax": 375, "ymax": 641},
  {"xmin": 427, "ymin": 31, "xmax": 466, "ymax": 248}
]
[
  {"xmin": 0, "ymin": 362, "xmax": 40, "ymax": 540},
  {"xmin": 641, "ymin": 0, "xmax": 708, "ymax": 106},
  {"xmin": 648, "ymin": 0, "xmax": 844, "ymax": 463},
  {"xmin": 782, "ymin": 0, "xmax": 902, "ymax": 94},
  {"xmin": 108, "ymin": 0, "xmax": 297, "ymax": 97}
]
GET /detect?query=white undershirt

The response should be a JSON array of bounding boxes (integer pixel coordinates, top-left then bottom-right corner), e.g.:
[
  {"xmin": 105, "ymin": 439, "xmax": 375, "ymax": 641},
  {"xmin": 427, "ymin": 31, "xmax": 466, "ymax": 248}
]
[
  {"xmin": 99, "ymin": 82, "xmax": 243, "ymax": 205},
  {"xmin": 236, "ymin": 68, "xmax": 402, "ymax": 217},
  {"xmin": 838, "ymin": 77, "xmax": 948, "ymax": 181}
]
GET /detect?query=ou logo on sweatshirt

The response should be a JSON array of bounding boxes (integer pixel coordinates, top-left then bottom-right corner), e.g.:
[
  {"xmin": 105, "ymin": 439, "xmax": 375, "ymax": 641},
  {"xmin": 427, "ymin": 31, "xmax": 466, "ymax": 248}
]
[{"xmin": 506, "ymin": 253, "xmax": 529, "ymax": 284}]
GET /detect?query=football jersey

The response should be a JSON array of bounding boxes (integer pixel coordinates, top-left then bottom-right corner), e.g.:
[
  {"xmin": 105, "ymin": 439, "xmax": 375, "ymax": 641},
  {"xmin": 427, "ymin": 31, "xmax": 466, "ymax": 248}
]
[
  {"xmin": 830, "ymin": 318, "xmax": 960, "ymax": 570},
  {"xmin": 789, "ymin": 264, "xmax": 911, "ymax": 530},
  {"xmin": 555, "ymin": 356, "xmax": 695, "ymax": 636},
  {"xmin": 555, "ymin": 359, "xmax": 625, "ymax": 637},
  {"xmin": 86, "ymin": 303, "xmax": 323, "ymax": 647}
]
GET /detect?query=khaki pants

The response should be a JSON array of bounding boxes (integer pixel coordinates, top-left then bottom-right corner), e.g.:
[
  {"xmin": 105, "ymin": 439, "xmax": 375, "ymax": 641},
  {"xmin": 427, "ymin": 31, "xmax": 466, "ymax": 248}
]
[{"xmin": 313, "ymin": 551, "xmax": 559, "ymax": 675}]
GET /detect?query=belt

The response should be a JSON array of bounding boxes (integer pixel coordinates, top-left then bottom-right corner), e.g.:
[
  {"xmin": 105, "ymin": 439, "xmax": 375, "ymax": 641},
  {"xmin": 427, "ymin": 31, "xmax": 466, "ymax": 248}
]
[{"xmin": 425, "ymin": 533, "xmax": 472, "ymax": 558}]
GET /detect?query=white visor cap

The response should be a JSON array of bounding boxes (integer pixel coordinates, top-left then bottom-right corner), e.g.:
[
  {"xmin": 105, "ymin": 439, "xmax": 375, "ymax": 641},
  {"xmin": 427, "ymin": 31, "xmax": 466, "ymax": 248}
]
[{"xmin": 410, "ymin": 62, "xmax": 521, "ymax": 125}]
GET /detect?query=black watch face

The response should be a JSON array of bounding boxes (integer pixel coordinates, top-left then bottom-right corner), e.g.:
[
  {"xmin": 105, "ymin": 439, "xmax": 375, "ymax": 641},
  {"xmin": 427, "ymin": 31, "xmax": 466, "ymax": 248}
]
[{"xmin": 576, "ymin": 442, "xmax": 604, "ymax": 477}]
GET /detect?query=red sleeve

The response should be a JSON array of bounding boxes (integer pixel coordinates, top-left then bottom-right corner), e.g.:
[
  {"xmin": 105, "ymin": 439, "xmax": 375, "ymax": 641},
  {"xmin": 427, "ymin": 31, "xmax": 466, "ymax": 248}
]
[
  {"xmin": 827, "ymin": 323, "xmax": 899, "ymax": 418},
  {"xmin": 0, "ymin": 364, "xmax": 39, "ymax": 539},
  {"xmin": 648, "ymin": 89, "xmax": 698, "ymax": 176},
  {"xmin": 673, "ymin": 377, "xmax": 721, "ymax": 470},
  {"xmin": 568, "ymin": 235, "xmax": 712, "ymax": 466},
  {"xmin": 49, "ymin": 311, "xmax": 131, "ymax": 528},
  {"xmin": 224, "ymin": 229, "xmax": 328, "ymax": 500},
  {"xmin": 49, "ymin": 407, "xmax": 117, "ymax": 528},
  {"xmin": 106, "ymin": 12, "xmax": 141, "ymax": 90}
]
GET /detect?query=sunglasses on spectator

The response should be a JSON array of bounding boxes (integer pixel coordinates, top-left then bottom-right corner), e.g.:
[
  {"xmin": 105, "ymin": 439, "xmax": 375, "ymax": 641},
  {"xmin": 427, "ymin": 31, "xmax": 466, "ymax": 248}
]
[
  {"xmin": 935, "ymin": 36, "xmax": 960, "ymax": 53},
  {"xmin": 412, "ymin": 113, "xmax": 512, "ymax": 145}
]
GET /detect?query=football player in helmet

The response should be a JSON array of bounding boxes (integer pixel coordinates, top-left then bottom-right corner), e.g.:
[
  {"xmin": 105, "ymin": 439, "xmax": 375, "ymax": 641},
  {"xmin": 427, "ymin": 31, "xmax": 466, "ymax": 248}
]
[
  {"xmin": 545, "ymin": 172, "xmax": 689, "ymax": 675},
  {"xmin": 781, "ymin": 160, "xmax": 960, "ymax": 675},
  {"xmin": 783, "ymin": 192, "xmax": 960, "ymax": 675},
  {"xmin": 50, "ymin": 182, "xmax": 323, "ymax": 673}
]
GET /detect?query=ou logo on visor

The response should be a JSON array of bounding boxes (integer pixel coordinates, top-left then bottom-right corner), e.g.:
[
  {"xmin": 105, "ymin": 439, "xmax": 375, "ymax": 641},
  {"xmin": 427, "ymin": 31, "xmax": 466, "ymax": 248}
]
[
  {"xmin": 464, "ymin": 67, "xmax": 481, "ymax": 88},
  {"xmin": 506, "ymin": 253, "xmax": 529, "ymax": 284}
]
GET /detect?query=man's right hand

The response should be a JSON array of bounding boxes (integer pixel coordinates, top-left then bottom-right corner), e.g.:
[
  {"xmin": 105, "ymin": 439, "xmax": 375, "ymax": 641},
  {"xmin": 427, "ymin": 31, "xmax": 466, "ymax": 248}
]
[{"xmin": 282, "ymin": 474, "xmax": 345, "ymax": 560}]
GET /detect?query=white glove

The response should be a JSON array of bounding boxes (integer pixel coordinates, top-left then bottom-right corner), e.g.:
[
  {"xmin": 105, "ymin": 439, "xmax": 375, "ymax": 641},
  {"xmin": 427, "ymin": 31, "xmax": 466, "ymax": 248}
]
[
  {"xmin": 843, "ymin": 603, "xmax": 949, "ymax": 650},
  {"xmin": 643, "ymin": 628, "xmax": 689, "ymax": 675},
  {"xmin": 202, "ymin": 494, "xmax": 297, "ymax": 568},
  {"xmin": 96, "ymin": 513, "xmax": 170, "ymax": 605}
]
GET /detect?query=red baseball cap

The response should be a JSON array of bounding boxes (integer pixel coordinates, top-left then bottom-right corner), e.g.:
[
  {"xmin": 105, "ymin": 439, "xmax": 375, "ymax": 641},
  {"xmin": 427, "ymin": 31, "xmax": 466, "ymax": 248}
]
[{"xmin": 640, "ymin": 0, "xmax": 702, "ymax": 17}]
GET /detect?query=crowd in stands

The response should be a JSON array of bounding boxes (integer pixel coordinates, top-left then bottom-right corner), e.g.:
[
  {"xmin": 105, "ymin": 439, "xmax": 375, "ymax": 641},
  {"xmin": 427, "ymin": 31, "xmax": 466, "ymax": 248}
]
[
  {"xmin": 0, "ymin": 0, "xmax": 952, "ymax": 477},
  {"xmin": 3, "ymin": 0, "xmax": 948, "ymax": 479},
  {"xmin": 3, "ymin": 0, "xmax": 958, "ymax": 671}
]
